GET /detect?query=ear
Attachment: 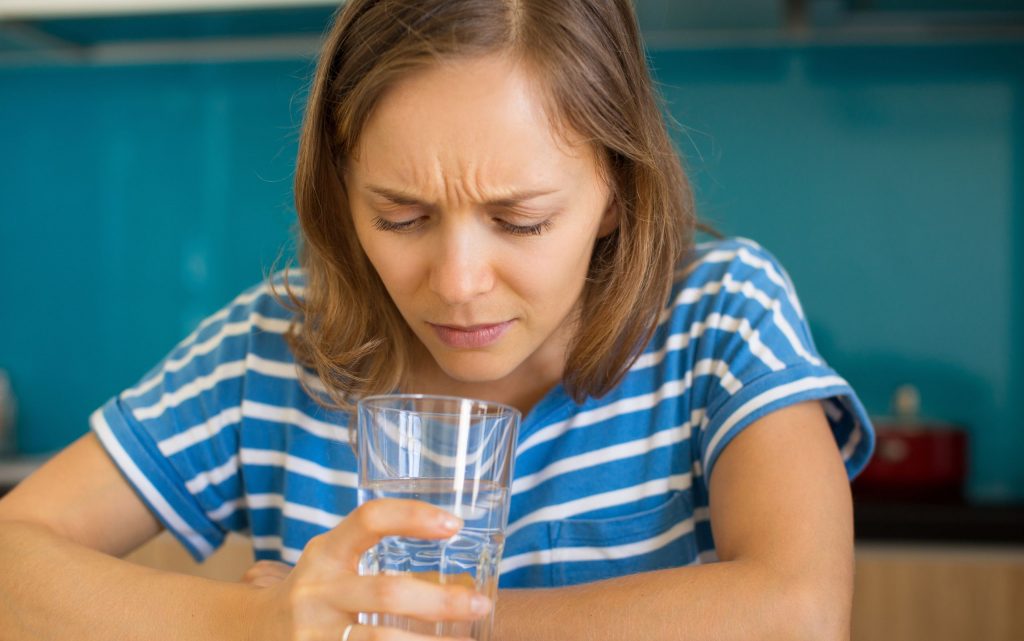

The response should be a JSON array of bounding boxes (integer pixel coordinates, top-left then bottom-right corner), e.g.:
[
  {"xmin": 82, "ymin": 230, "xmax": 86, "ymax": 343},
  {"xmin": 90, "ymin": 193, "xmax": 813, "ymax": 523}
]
[{"xmin": 597, "ymin": 196, "xmax": 619, "ymax": 238}]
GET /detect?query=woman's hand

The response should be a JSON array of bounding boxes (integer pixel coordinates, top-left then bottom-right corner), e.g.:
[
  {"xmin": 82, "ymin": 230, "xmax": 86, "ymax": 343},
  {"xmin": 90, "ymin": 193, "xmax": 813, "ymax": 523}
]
[
  {"xmin": 243, "ymin": 559, "xmax": 293, "ymax": 588},
  {"xmin": 245, "ymin": 498, "xmax": 491, "ymax": 641}
]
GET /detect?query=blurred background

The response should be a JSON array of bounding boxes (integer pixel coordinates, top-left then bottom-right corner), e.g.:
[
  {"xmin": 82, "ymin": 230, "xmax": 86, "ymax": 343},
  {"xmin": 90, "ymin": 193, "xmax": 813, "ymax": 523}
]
[{"xmin": 0, "ymin": 1, "xmax": 1022, "ymax": 637}]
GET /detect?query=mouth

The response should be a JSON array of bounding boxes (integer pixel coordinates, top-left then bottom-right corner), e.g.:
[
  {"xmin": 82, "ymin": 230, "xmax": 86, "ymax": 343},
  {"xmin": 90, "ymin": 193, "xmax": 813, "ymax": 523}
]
[{"xmin": 428, "ymin": 320, "xmax": 514, "ymax": 349}]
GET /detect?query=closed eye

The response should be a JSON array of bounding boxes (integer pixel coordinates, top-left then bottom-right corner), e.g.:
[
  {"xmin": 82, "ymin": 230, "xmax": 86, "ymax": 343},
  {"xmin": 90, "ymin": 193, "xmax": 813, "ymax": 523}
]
[
  {"xmin": 371, "ymin": 215, "xmax": 553, "ymax": 236},
  {"xmin": 372, "ymin": 217, "xmax": 423, "ymax": 233},
  {"xmin": 497, "ymin": 219, "xmax": 553, "ymax": 236}
]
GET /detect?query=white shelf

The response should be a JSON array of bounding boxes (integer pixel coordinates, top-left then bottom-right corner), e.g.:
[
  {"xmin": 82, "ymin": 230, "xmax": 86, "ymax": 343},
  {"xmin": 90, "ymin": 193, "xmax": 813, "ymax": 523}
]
[
  {"xmin": 0, "ymin": 0, "xmax": 340, "ymax": 20},
  {"xmin": 0, "ymin": 0, "xmax": 337, "ymax": 65}
]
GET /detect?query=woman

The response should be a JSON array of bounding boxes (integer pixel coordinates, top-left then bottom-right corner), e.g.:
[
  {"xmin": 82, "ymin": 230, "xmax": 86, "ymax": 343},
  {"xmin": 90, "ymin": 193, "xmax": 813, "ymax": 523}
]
[{"xmin": 0, "ymin": 1, "xmax": 874, "ymax": 640}]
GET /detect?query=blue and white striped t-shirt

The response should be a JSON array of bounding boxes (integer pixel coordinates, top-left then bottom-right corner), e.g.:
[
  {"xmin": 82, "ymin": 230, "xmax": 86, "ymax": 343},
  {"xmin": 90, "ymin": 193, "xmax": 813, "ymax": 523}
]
[{"xmin": 91, "ymin": 237, "xmax": 875, "ymax": 588}]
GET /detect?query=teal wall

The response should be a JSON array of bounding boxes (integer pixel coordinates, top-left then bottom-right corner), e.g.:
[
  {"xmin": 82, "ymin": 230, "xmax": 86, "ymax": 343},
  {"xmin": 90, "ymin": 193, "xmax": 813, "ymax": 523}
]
[
  {"xmin": 1, "ymin": 43, "xmax": 1021, "ymax": 501},
  {"xmin": 0, "ymin": 62, "xmax": 305, "ymax": 452},
  {"xmin": 653, "ymin": 45, "xmax": 1024, "ymax": 502}
]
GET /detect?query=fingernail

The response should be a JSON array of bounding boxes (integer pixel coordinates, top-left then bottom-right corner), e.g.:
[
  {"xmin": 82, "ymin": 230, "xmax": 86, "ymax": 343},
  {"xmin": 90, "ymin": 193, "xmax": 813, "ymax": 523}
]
[
  {"xmin": 441, "ymin": 514, "xmax": 463, "ymax": 531},
  {"xmin": 471, "ymin": 594, "xmax": 491, "ymax": 615}
]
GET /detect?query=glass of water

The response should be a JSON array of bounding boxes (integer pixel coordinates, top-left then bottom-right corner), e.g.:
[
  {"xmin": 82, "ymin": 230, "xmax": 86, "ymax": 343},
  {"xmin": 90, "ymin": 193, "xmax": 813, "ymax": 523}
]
[{"xmin": 354, "ymin": 394, "xmax": 521, "ymax": 640}]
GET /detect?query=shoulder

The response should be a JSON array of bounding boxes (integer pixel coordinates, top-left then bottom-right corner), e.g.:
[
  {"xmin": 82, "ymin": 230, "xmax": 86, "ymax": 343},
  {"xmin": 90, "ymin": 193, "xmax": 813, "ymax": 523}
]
[
  {"xmin": 675, "ymin": 237, "xmax": 796, "ymax": 294},
  {"xmin": 635, "ymin": 236, "xmax": 821, "ymax": 379},
  {"xmin": 231, "ymin": 268, "xmax": 306, "ymax": 326},
  {"xmin": 121, "ymin": 270, "xmax": 308, "ymax": 400},
  {"xmin": 176, "ymin": 269, "xmax": 305, "ymax": 354},
  {"xmin": 662, "ymin": 236, "xmax": 805, "ymax": 328}
]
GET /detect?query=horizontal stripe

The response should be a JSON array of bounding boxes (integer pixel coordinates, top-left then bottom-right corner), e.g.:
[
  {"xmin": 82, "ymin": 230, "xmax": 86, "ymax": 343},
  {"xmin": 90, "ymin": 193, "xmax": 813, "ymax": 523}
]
[
  {"xmin": 251, "ymin": 535, "xmax": 303, "ymax": 564},
  {"xmin": 281, "ymin": 546, "xmax": 303, "ymax": 564},
  {"xmin": 125, "ymin": 313, "xmax": 298, "ymax": 400},
  {"xmin": 703, "ymin": 375, "xmax": 849, "ymax": 473},
  {"xmin": 165, "ymin": 285, "xmax": 272, "ymax": 358},
  {"xmin": 133, "ymin": 360, "xmax": 247, "ymax": 421},
  {"xmin": 518, "ymin": 359, "xmax": 739, "ymax": 456},
  {"xmin": 640, "ymin": 313, "xmax": 785, "ymax": 372},
  {"xmin": 254, "ymin": 507, "xmax": 713, "ymax": 571},
  {"xmin": 243, "ymin": 400, "xmax": 349, "ymax": 443},
  {"xmin": 159, "ymin": 400, "xmax": 349, "ymax": 466},
  {"xmin": 248, "ymin": 353, "xmax": 329, "ymax": 394},
  {"xmin": 631, "ymin": 330, "xmax": 696, "ymax": 371},
  {"xmin": 200, "ymin": 451, "xmax": 356, "ymax": 524},
  {"xmin": 90, "ymin": 409, "xmax": 215, "ymax": 557},
  {"xmin": 507, "ymin": 474, "xmax": 692, "ymax": 536},
  {"xmin": 241, "ymin": 449, "xmax": 357, "ymax": 488},
  {"xmin": 657, "ymin": 273, "xmax": 819, "ymax": 367},
  {"xmin": 134, "ymin": 355, "xmax": 329, "ymax": 424},
  {"xmin": 675, "ymin": 243, "xmax": 805, "ymax": 320},
  {"xmin": 512, "ymin": 413, "xmax": 700, "ymax": 495},
  {"xmin": 207, "ymin": 497, "xmax": 244, "ymax": 523},
  {"xmin": 250, "ymin": 534, "xmax": 283, "ymax": 551},
  {"xmin": 185, "ymin": 454, "xmax": 240, "ymax": 495},
  {"xmin": 159, "ymin": 406, "xmax": 242, "ymax": 457},
  {"xmin": 181, "ymin": 281, "xmax": 304, "ymax": 348},
  {"xmin": 500, "ymin": 516, "xmax": 695, "ymax": 574},
  {"xmin": 246, "ymin": 493, "xmax": 343, "ymax": 529},
  {"xmin": 698, "ymin": 549, "xmax": 718, "ymax": 563}
]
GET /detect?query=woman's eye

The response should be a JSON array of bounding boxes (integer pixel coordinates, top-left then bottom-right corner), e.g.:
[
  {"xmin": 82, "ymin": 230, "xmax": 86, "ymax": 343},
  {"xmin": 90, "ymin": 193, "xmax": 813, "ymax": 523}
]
[
  {"xmin": 372, "ymin": 217, "xmax": 422, "ymax": 233},
  {"xmin": 372, "ymin": 215, "xmax": 551, "ymax": 236},
  {"xmin": 498, "ymin": 219, "xmax": 553, "ymax": 237}
]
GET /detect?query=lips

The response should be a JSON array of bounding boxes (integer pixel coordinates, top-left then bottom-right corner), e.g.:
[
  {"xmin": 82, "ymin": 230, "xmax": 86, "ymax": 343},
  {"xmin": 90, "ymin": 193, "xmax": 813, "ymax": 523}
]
[{"xmin": 429, "ymin": 320, "xmax": 513, "ymax": 349}]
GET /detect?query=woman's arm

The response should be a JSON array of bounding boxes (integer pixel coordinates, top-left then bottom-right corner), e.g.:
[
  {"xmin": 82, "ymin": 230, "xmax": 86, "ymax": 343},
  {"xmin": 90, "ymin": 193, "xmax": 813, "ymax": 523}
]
[
  {"xmin": 0, "ymin": 433, "xmax": 490, "ymax": 641},
  {"xmin": 494, "ymin": 400, "xmax": 854, "ymax": 641},
  {"xmin": 0, "ymin": 434, "xmax": 256, "ymax": 640}
]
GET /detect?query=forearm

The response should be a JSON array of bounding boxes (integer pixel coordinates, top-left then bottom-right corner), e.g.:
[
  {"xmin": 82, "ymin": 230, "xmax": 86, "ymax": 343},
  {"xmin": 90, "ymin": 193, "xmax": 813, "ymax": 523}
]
[
  {"xmin": 0, "ymin": 520, "xmax": 257, "ymax": 641},
  {"xmin": 495, "ymin": 560, "xmax": 849, "ymax": 641}
]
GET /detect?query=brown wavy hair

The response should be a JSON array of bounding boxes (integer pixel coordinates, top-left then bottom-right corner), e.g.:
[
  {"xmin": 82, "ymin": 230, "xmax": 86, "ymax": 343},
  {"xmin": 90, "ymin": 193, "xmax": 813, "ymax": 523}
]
[{"xmin": 275, "ymin": 0, "xmax": 698, "ymax": 410}]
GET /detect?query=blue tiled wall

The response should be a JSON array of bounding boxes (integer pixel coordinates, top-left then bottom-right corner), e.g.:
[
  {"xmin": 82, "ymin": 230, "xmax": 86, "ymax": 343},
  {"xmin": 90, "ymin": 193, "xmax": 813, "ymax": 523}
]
[{"xmin": 1, "ymin": 42, "xmax": 1021, "ymax": 501}]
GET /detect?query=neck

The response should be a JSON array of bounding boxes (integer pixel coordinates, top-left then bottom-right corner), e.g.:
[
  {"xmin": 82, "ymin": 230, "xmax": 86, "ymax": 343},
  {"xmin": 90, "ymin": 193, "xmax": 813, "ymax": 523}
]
[{"xmin": 404, "ymin": 339, "xmax": 567, "ymax": 418}]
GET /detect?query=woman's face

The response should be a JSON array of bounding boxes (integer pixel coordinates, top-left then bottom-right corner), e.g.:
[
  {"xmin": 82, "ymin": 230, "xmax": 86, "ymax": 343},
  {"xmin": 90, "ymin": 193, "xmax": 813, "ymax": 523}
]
[{"xmin": 347, "ymin": 54, "xmax": 615, "ymax": 388}]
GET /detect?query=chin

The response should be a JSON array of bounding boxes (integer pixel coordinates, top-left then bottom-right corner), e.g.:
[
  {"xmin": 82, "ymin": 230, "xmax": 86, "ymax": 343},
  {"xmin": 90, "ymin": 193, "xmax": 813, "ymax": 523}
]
[{"xmin": 432, "ymin": 352, "xmax": 521, "ymax": 385}]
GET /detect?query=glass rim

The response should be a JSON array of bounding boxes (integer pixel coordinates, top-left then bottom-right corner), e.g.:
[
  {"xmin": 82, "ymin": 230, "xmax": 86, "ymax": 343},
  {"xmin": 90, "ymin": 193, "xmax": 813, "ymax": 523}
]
[{"xmin": 357, "ymin": 393, "xmax": 521, "ymax": 420}]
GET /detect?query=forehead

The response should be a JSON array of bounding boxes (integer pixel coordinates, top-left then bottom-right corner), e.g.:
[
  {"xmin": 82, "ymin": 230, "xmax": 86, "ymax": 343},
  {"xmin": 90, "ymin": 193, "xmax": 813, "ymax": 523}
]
[{"xmin": 351, "ymin": 54, "xmax": 598, "ymax": 191}]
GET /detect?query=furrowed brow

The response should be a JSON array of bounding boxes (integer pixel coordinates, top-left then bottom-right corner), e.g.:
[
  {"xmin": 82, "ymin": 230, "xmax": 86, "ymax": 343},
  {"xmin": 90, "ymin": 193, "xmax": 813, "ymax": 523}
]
[
  {"xmin": 365, "ymin": 185, "xmax": 422, "ymax": 206},
  {"xmin": 365, "ymin": 184, "xmax": 558, "ymax": 207}
]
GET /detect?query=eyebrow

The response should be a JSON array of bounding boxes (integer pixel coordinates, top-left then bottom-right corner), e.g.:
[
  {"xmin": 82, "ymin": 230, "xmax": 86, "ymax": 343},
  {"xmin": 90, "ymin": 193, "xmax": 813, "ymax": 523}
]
[{"xmin": 364, "ymin": 184, "xmax": 559, "ymax": 208}]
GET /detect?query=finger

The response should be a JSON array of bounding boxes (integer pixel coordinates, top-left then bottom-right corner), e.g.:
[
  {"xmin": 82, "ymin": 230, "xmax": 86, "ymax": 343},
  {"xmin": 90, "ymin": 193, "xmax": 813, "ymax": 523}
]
[
  {"xmin": 242, "ymin": 560, "xmax": 293, "ymax": 587},
  {"xmin": 344, "ymin": 622, "xmax": 476, "ymax": 641},
  {"xmin": 321, "ymin": 499, "xmax": 463, "ymax": 567},
  {"xmin": 332, "ymin": 573, "xmax": 492, "ymax": 622},
  {"xmin": 242, "ymin": 560, "xmax": 292, "ymax": 582}
]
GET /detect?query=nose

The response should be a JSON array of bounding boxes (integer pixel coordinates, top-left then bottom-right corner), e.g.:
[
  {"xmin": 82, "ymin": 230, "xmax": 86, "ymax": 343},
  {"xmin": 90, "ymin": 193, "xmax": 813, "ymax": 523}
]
[{"xmin": 428, "ymin": 223, "xmax": 495, "ymax": 305}]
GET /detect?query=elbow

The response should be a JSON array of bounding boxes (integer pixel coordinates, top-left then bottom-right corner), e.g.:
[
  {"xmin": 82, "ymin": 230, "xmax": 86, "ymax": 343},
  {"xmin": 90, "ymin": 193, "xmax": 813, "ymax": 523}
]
[{"xmin": 782, "ymin": 582, "xmax": 852, "ymax": 641}]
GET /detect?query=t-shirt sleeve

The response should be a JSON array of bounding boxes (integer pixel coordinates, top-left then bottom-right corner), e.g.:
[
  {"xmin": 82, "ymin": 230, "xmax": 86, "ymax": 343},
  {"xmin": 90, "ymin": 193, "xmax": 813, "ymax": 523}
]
[
  {"xmin": 685, "ymin": 239, "xmax": 875, "ymax": 482},
  {"xmin": 89, "ymin": 283, "xmax": 274, "ymax": 562}
]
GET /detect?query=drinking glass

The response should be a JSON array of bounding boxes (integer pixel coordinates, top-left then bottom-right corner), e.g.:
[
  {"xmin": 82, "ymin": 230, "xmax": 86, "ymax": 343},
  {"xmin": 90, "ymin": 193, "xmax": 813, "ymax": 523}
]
[{"xmin": 354, "ymin": 394, "xmax": 520, "ymax": 640}]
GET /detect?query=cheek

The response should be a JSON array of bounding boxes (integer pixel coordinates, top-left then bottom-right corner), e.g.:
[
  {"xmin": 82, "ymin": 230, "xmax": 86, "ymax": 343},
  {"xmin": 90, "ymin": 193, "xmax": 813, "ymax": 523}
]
[
  {"xmin": 503, "ymin": 235, "xmax": 593, "ymax": 309},
  {"xmin": 369, "ymin": 251, "xmax": 421, "ymax": 299},
  {"xmin": 353, "ymin": 227, "xmax": 420, "ymax": 300}
]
